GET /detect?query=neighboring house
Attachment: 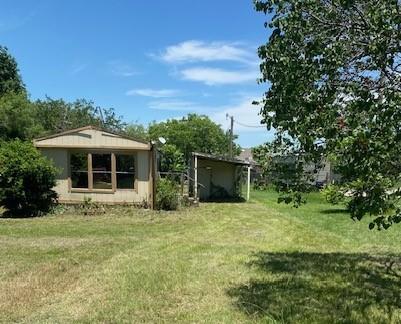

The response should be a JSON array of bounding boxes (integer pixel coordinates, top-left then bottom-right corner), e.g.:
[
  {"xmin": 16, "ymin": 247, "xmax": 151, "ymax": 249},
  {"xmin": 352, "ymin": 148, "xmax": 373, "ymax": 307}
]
[
  {"xmin": 238, "ymin": 148, "xmax": 256, "ymax": 164},
  {"xmin": 190, "ymin": 152, "xmax": 251, "ymax": 201},
  {"xmin": 238, "ymin": 148, "xmax": 263, "ymax": 183},
  {"xmin": 34, "ymin": 126, "xmax": 155, "ymax": 207}
]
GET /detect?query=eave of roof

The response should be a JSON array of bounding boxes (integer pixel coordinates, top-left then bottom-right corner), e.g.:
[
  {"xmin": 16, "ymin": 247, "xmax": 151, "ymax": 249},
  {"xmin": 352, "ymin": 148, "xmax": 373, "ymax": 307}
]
[
  {"xmin": 192, "ymin": 152, "xmax": 251, "ymax": 166},
  {"xmin": 33, "ymin": 125, "xmax": 150, "ymax": 145}
]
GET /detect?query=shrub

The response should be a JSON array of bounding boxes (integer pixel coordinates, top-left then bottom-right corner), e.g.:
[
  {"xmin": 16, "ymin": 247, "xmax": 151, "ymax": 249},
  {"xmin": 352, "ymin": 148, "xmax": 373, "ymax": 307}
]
[
  {"xmin": 0, "ymin": 140, "xmax": 58, "ymax": 216},
  {"xmin": 321, "ymin": 184, "xmax": 346, "ymax": 205},
  {"xmin": 156, "ymin": 178, "xmax": 179, "ymax": 211}
]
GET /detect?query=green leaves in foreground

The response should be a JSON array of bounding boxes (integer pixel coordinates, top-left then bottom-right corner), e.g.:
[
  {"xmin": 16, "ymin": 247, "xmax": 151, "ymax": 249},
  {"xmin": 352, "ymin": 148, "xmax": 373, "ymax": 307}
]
[{"xmin": 255, "ymin": 0, "xmax": 401, "ymax": 229}]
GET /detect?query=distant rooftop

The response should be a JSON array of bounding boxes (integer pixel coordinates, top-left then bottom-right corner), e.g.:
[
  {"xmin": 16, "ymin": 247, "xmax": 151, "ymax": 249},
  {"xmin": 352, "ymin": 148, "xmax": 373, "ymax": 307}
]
[{"xmin": 238, "ymin": 148, "xmax": 256, "ymax": 164}]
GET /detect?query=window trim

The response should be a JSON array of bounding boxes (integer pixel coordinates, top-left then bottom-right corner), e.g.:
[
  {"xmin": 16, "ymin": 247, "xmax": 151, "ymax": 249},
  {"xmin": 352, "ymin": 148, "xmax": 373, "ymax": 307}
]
[
  {"xmin": 68, "ymin": 150, "xmax": 138, "ymax": 193},
  {"xmin": 115, "ymin": 153, "xmax": 138, "ymax": 191}
]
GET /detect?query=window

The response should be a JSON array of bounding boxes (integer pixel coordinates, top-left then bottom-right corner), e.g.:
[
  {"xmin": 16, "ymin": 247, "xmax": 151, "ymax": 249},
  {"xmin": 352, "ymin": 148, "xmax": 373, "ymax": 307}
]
[
  {"xmin": 70, "ymin": 152, "xmax": 137, "ymax": 191},
  {"xmin": 70, "ymin": 153, "xmax": 88, "ymax": 188},
  {"xmin": 92, "ymin": 154, "xmax": 112, "ymax": 190},
  {"xmin": 116, "ymin": 154, "xmax": 135, "ymax": 189}
]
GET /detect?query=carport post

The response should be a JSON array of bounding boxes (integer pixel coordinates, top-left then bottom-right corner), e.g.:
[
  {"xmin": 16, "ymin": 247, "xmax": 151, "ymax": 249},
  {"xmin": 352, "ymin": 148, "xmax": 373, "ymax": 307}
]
[
  {"xmin": 246, "ymin": 165, "xmax": 251, "ymax": 201},
  {"xmin": 194, "ymin": 155, "xmax": 198, "ymax": 200}
]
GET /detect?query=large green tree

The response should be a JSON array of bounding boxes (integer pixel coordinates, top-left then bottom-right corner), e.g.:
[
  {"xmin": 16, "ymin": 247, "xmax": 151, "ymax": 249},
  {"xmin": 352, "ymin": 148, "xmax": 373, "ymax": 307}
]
[
  {"xmin": 148, "ymin": 114, "xmax": 240, "ymax": 163},
  {"xmin": 0, "ymin": 93, "xmax": 40, "ymax": 140},
  {"xmin": 0, "ymin": 46, "xmax": 25, "ymax": 96},
  {"xmin": 255, "ymin": 0, "xmax": 401, "ymax": 229}
]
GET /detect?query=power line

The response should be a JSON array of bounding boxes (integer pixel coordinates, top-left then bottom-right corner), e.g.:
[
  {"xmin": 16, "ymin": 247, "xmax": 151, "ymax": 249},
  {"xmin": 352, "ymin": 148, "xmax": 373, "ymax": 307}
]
[{"xmin": 233, "ymin": 120, "xmax": 266, "ymax": 128}]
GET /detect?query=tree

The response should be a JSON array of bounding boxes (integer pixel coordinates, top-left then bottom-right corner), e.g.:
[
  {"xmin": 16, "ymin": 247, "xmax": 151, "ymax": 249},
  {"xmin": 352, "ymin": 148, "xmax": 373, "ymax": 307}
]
[
  {"xmin": 33, "ymin": 98, "xmax": 125, "ymax": 135},
  {"xmin": 255, "ymin": 0, "xmax": 401, "ymax": 229},
  {"xmin": 0, "ymin": 140, "xmax": 58, "ymax": 216},
  {"xmin": 148, "ymin": 114, "xmax": 240, "ymax": 163},
  {"xmin": 0, "ymin": 46, "xmax": 25, "ymax": 96},
  {"xmin": 159, "ymin": 144, "xmax": 185, "ymax": 173},
  {"xmin": 0, "ymin": 92, "xmax": 41, "ymax": 140},
  {"xmin": 125, "ymin": 122, "xmax": 148, "ymax": 141}
]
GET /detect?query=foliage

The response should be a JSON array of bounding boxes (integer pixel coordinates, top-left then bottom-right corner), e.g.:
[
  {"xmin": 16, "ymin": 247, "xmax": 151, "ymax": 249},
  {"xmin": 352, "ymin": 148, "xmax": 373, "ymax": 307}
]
[
  {"xmin": 124, "ymin": 122, "xmax": 148, "ymax": 141},
  {"xmin": 33, "ymin": 97, "xmax": 125, "ymax": 135},
  {"xmin": 322, "ymin": 184, "xmax": 346, "ymax": 205},
  {"xmin": 0, "ymin": 140, "xmax": 58, "ymax": 216},
  {"xmin": 79, "ymin": 197, "xmax": 106, "ymax": 216},
  {"xmin": 255, "ymin": 0, "xmax": 401, "ymax": 229},
  {"xmin": 148, "ymin": 114, "xmax": 240, "ymax": 163},
  {"xmin": 159, "ymin": 144, "xmax": 185, "ymax": 173},
  {"xmin": 155, "ymin": 178, "xmax": 179, "ymax": 210},
  {"xmin": 0, "ymin": 46, "xmax": 25, "ymax": 96},
  {"xmin": 0, "ymin": 95, "xmax": 126, "ymax": 141},
  {"xmin": 0, "ymin": 92, "xmax": 42, "ymax": 140},
  {"xmin": 252, "ymin": 141, "xmax": 316, "ymax": 205}
]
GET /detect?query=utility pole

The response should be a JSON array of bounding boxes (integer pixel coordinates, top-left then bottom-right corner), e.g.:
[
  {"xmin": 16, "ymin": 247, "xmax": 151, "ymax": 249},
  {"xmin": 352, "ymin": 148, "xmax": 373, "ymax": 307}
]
[{"xmin": 226, "ymin": 114, "xmax": 234, "ymax": 158}]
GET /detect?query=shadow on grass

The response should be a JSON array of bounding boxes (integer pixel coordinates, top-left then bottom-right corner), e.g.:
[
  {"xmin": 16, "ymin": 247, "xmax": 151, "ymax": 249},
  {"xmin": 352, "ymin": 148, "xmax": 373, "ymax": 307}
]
[
  {"xmin": 320, "ymin": 208, "xmax": 349, "ymax": 215},
  {"xmin": 227, "ymin": 252, "xmax": 401, "ymax": 323},
  {"xmin": 203, "ymin": 197, "xmax": 246, "ymax": 203},
  {"xmin": 0, "ymin": 209, "xmax": 46, "ymax": 218}
]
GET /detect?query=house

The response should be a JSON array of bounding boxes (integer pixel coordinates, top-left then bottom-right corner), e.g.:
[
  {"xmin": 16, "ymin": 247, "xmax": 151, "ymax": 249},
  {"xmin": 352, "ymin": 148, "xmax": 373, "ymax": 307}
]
[
  {"xmin": 238, "ymin": 148, "xmax": 263, "ymax": 183},
  {"xmin": 238, "ymin": 148, "xmax": 256, "ymax": 164},
  {"xmin": 190, "ymin": 152, "xmax": 251, "ymax": 201},
  {"xmin": 33, "ymin": 126, "xmax": 155, "ymax": 207}
]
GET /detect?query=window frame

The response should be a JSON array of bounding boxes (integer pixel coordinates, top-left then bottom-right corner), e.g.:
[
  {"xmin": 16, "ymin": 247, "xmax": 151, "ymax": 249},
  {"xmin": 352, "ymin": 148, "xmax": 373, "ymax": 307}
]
[
  {"xmin": 115, "ymin": 153, "xmax": 138, "ymax": 191},
  {"xmin": 68, "ymin": 150, "xmax": 138, "ymax": 193}
]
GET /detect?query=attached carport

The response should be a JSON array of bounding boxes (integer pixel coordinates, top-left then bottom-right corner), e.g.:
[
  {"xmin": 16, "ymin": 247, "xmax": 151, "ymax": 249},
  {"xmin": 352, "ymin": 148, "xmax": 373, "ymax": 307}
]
[{"xmin": 191, "ymin": 152, "xmax": 251, "ymax": 202}]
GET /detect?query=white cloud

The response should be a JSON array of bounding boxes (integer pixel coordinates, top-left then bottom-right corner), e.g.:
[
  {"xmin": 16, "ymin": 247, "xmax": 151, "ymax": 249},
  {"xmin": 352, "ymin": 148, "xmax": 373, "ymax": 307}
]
[
  {"xmin": 148, "ymin": 100, "xmax": 195, "ymax": 111},
  {"xmin": 70, "ymin": 63, "xmax": 87, "ymax": 75},
  {"xmin": 126, "ymin": 88, "xmax": 181, "ymax": 98},
  {"xmin": 160, "ymin": 40, "xmax": 256, "ymax": 64},
  {"xmin": 109, "ymin": 60, "xmax": 138, "ymax": 77},
  {"xmin": 180, "ymin": 67, "xmax": 258, "ymax": 85}
]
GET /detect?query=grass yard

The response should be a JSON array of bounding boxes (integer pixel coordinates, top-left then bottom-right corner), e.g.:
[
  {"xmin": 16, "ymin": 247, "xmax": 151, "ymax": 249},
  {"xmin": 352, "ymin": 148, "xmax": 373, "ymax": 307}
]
[{"xmin": 1, "ymin": 191, "xmax": 401, "ymax": 323}]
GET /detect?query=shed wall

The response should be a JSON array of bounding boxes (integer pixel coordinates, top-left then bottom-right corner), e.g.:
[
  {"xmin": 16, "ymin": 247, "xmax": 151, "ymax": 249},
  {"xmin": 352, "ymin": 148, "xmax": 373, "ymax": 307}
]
[{"xmin": 197, "ymin": 159, "xmax": 237, "ymax": 200}]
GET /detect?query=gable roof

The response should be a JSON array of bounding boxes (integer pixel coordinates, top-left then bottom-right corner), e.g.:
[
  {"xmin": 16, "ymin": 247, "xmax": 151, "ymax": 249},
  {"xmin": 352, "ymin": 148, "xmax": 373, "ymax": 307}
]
[{"xmin": 34, "ymin": 125, "xmax": 151, "ymax": 150}]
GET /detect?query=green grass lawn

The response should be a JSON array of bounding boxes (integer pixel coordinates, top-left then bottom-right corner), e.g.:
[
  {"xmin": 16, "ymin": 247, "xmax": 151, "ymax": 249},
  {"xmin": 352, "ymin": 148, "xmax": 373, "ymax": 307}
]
[{"xmin": 1, "ymin": 191, "xmax": 401, "ymax": 323}]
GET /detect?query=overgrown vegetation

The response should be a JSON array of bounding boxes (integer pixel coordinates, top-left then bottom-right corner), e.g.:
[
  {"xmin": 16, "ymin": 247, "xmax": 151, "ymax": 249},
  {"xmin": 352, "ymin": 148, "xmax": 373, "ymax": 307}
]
[
  {"xmin": 0, "ymin": 140, "xmax": 58, "ymax": 216},
  {"xmin": 155, "ymin": 178, "xmax": 180, "ymax": 210}
]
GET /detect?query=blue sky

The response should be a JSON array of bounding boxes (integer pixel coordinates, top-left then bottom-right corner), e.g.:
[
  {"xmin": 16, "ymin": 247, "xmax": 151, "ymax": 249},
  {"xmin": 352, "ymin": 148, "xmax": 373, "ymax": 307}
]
[{"xmin": 0, "ymin": 0, "xmax": 274, "ymax": 147}]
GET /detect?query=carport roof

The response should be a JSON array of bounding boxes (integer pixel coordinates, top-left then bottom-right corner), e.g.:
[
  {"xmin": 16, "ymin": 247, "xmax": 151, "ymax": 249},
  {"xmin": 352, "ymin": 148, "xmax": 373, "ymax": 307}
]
[{"xmin": 192, "ymin": 152, "xmax": 251, "ymax": 166}]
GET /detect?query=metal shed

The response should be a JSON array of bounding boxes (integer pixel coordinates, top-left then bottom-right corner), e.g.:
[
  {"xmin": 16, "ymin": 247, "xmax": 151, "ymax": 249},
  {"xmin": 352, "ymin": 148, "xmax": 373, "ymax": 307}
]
[{"xmin": 191, "ymin": 152, "xmax": 251, "ymax": 202}]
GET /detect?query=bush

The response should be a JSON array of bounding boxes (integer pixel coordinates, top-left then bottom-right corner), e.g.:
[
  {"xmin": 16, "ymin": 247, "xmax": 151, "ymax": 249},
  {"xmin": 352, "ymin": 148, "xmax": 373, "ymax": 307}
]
[
  {"xmin": 0, "ymin": 140, "xmax": 58, "ymax": 216},
  {"xmin": 156, "ymin": 178, "xmax": 179, "ymax": 211},
  {"xmin": 321, "ymin": 184, "xmax": 346, "ymax": 205}
]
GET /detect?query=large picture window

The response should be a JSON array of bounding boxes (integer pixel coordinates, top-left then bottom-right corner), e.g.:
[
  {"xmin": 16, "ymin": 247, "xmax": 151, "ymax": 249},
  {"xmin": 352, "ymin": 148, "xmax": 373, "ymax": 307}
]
[
  {"xmin": 116, "ymin": 154, "xmax": 136, "ymax": 189},
  {"xmin": 70, "ymin": 152, "xmax": 136, "ymax": 191}
]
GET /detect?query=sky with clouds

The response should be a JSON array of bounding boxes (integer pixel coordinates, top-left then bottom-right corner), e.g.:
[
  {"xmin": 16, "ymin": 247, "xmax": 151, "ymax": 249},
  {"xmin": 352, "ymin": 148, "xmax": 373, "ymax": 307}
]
[{"xmin": 0, "ymin": 0, "xmax": 274, "ymax": 147}]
